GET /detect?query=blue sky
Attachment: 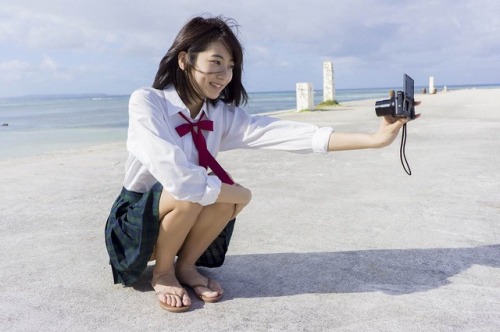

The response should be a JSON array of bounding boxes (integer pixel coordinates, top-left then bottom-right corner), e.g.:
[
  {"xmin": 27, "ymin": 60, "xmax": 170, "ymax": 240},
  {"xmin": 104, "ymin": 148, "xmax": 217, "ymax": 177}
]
[{"xmin": 1, "ymin": 0, "xmax": 499, "ymax": 97}]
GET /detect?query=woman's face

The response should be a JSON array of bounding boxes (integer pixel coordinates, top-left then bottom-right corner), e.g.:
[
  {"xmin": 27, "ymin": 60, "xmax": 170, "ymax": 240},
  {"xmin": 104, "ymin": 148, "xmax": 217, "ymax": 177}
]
[{"xmin": 185, "ymin": 41, "xmax": 235, "ymax": 101}]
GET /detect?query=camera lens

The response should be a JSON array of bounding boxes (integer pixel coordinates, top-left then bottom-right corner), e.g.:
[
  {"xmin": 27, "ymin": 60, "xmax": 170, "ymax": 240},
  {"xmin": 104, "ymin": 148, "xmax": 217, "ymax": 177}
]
[{"xmin": 375, "ymin": 97, "xmax": 395, "ymax": 117}]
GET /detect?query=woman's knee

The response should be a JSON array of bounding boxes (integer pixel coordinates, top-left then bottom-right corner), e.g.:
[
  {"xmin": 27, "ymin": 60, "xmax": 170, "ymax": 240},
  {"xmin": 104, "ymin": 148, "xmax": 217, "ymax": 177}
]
[{"xmin": 159, "ymin": 189, "xmax": 203, "ymax": 220}]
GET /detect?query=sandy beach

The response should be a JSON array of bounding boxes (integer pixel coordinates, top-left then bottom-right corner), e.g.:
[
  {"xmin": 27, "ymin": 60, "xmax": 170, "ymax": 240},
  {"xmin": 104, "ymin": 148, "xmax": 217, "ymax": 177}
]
[{"xmin": 1, "ymin": 88, "xmax": 499, "ymax": 331}]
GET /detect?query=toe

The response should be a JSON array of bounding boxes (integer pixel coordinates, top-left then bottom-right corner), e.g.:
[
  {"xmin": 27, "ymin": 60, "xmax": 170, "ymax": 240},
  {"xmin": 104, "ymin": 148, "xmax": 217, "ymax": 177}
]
[
  {"xmin": 200, "ymin": 289, "xmax": 218, "ymax": 298},
  {"xmin": 156, "ymin": 290, "xmax": 191, "ymax": 308},
  {"xmin": 165, "ymin": 294, "xmax": 177, "ymax": 307},
  {"xmin": 156, "ymin": 292, "xmax": 167, "ymax": 304},
  {"xmin": 169, "ymin": 292, "xmax": 190, "ymax": 307},
  {"xmin": 181, "ymin": 292, "xmax": 192, "ymax": 307},
  {"xmin": 209, "ymin": 279, "xmax": 224, "ymax": 295}
]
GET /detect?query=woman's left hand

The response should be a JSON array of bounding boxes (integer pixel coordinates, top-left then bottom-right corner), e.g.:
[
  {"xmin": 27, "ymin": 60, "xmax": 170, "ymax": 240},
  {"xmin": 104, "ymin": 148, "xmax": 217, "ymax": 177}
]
[{"xmin": 372, "ymin": 102, "xmax": 421, "ymax": 148}]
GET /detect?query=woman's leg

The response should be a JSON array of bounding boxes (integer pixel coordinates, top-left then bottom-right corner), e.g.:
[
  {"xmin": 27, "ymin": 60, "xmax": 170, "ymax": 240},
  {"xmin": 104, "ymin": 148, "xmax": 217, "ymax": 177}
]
[
  {"xmin": 153, "ymin": 189, "xmax": 247, "ymax": 306},
  {"xmin": 175, "ymin": 203, "xmax": 235, "ymax": 299},
  {"xmin": 151, "ymin": 190, "xmax": 202, "ymax": 309}
]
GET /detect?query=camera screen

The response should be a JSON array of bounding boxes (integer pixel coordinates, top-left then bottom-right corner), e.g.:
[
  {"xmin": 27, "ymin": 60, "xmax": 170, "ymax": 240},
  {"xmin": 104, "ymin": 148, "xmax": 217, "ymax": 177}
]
[
  {"xmin": 402, "ymin": 73, "xmax": 415, "ymax": 118},
  {"xmin": 403, "ymin": 74, "xmax": 414, "ymax": 99}
]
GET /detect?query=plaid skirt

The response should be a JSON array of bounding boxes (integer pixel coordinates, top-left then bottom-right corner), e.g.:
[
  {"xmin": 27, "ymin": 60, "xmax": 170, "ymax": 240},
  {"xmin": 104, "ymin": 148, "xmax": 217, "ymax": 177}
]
[{"xmin": 105, "ymin": 183, "xmax": 236, "ymax": 286}]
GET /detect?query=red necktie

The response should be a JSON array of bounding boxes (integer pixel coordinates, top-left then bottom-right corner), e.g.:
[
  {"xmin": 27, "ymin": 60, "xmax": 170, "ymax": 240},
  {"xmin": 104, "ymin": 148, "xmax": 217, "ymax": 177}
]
[{"xmin": 175, "ymin": 112, "xmax": 234, "ymax": 185}]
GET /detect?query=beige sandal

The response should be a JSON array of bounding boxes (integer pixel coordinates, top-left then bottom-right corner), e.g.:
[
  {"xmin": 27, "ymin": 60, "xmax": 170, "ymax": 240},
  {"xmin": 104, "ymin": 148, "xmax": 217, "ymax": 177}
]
[
  {"xmin": 184, "ymin": 279, "xmax": 223, "ymax": 303},
  {"xmin": 155, "ymin": 289, "xmax": 191, "ymax": 313}
]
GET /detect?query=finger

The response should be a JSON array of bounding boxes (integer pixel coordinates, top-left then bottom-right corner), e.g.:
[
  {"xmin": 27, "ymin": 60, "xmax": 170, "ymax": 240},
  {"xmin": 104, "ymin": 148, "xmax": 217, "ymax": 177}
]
[
  {"xmin": 230, "ymin": 204, "xmax": 239, "ymax": 220},
  {"xmin": 394, "ymin": 119, "xmax": 408, "ymax": 128},
  {"xmin": 388, "ymin": 118, "xmax": 408, "ymax": 130},
  {"xmin": 383, "ymin": 115, "xmax": 397, "ymax": 124},
  {"xmin": 407, "ymin": 113, "xmax": 422, "ymax": 122}
]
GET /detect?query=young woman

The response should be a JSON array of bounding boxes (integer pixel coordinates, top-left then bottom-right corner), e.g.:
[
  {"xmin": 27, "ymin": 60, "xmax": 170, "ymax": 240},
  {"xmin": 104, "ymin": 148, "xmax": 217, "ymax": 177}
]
[{"xmin": 105, "ymin": 15, "xmax": 417, "ymax": 313}]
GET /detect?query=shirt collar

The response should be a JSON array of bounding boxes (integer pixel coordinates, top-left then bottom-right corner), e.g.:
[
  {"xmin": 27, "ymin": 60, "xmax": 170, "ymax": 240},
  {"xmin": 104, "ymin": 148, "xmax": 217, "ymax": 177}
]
[{"xmin": 163, "ymin": 85, "xmax": 211, "ymax": 120}]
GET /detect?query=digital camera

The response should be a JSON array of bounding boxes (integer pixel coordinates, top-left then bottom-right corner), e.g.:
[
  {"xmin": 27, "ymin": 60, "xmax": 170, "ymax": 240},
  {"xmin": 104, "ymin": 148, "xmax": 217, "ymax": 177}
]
[{"xmin": 375, "ymin": 74, "xmax": 416, "ymax": 119}]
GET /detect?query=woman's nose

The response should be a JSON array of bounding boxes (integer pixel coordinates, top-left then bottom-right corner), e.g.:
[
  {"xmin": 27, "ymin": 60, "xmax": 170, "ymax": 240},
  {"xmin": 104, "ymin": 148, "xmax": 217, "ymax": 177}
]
[{"xmin": 217, "ymin": 67, "xmax": 231, "ymax": 80}]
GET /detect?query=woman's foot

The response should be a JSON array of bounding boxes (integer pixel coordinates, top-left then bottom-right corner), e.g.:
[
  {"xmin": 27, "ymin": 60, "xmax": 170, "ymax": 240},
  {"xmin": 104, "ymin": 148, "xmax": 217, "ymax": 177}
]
[
  {"xmin": 176, "ymin": 264, "xmax": 224, "ymax": 303},
  {"xmin": 151, "ymin": 272, "xmax": 192, "ymax": 312}
]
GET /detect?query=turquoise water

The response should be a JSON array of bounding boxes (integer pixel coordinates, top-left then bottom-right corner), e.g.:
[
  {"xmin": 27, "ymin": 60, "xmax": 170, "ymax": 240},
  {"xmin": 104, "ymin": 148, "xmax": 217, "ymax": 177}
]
[{"xmin": 1, "ymin": 84, "xmax": 498, "ymax": 160}]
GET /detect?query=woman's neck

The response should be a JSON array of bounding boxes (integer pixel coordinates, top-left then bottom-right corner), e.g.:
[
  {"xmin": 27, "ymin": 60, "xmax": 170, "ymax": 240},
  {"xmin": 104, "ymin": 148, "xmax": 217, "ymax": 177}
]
[{"xmin": 186, "ymin": 99, "xmax": 204, "ymax": 119}]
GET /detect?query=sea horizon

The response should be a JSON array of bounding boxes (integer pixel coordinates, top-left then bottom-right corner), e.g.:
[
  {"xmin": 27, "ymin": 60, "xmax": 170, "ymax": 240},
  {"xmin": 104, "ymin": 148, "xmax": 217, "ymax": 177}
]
[{"xmin": 2, "ymin": 82, "xmax": 500, "ymax": 101}]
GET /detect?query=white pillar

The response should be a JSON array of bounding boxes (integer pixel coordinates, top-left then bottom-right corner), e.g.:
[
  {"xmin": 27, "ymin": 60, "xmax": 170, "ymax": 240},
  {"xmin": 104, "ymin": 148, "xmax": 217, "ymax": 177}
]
[
  {"xmin": 296, "ymin": 82, "xmax": 314, "ymax": 111},
  {"xmin": 429, "ymin": 76, "xmax": 436, "ymax": 94},
  {"xmin": 323, "ymin": 61, "xmax": 335, "ymax": 102}
]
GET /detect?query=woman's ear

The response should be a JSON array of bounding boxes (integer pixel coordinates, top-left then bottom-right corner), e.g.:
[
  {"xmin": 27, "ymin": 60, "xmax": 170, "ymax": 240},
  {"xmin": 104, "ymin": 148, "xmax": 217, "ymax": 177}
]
[{"xmin": 178, "ymin": 51, "xmax": 188, "ymax": 71}]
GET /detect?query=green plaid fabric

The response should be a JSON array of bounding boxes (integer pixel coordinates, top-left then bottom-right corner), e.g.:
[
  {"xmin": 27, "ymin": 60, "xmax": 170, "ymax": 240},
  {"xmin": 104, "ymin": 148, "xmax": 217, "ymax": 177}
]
[
  {"xmin": 105, "ymin": 183, "xmax": 236, "ymax": 286},
  {"xmin": 105, "ymin": 183, "xmax": 163, "ymax": 286}
]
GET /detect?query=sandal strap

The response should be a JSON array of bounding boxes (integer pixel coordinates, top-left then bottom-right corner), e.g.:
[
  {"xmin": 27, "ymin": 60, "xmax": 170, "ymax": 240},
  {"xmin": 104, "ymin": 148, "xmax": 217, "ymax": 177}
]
[
  {"xmin": 187, "ymin": 278, "xmax": 213, "ymax": 290},
  {"xmin": 155, "ymin": 288, "xmax": 187, "ymax": 296}
]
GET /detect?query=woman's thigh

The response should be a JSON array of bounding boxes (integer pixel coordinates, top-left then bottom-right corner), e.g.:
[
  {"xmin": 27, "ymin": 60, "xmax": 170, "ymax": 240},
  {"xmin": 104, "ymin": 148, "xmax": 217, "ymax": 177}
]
[{"xmin": 198, "ymin": 202, "xmax": 235, "ymax": 222}]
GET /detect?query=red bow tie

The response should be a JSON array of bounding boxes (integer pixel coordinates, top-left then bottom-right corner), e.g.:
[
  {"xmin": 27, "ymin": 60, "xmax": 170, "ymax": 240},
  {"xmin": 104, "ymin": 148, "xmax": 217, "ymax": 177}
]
[
  {"xmin": 175, "ymin": 116, "xmax": 213, "ymax": 137},
  {"xmin": 175, "ymin": 112, "xmax": 234, "ymax": 185}
]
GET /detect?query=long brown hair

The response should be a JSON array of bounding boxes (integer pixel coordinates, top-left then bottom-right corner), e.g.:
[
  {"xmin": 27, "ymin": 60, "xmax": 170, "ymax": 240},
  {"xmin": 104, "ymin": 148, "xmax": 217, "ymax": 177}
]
[{"xmin": 153, "ymin": 15, "xmax": 248, "ymax": 106}]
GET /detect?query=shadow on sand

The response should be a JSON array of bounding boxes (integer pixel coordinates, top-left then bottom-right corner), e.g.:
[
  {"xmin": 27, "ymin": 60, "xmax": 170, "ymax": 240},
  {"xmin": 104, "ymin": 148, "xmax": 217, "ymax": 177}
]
[{"xmin": 133, "ymin": 244, "xmax": 499, "ymax": 298}]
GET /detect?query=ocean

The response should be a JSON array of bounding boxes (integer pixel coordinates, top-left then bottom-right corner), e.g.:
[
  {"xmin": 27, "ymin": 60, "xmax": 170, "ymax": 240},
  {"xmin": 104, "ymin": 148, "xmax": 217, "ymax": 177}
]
[{"xmin": 1, "ymin": 84, "xmax": 498, "ymax": 160}]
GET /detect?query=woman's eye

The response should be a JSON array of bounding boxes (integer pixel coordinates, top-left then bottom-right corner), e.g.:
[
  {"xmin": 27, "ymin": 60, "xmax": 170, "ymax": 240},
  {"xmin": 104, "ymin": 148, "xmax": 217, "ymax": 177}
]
[{"xmin": 211, "ymin": 60, "xmax": 221, "ymax": 65}]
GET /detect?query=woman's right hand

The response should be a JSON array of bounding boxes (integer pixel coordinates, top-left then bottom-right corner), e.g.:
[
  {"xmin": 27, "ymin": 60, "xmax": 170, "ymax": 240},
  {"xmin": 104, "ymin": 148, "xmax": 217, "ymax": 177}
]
[
  {"xmin": 230, "ymin": 201, "xmax": 249, "ymax": 220},
  {"xmin": 217, "ymin": 182, "xmax": 252, "ymax": 205},
  {"xmin": 218, "ymin": 182, "xmax": 251, "ymax": 219}
]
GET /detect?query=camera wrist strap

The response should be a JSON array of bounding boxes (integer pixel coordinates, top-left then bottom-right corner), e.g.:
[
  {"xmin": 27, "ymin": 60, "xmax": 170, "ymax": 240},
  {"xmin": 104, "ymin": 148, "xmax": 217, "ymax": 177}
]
[{"xmin": 400, "ymin": 123, "xmax": 412, "ymax": 175}]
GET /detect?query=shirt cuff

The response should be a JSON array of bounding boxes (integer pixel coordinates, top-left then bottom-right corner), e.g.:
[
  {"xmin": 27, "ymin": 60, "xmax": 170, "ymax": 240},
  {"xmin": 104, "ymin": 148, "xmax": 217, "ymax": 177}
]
[
  {"xmin": 198, "ymin": 175, "xmax": 222, "ymax": 206},
  {"xmin": 312, "ymin": 127, "xmax": 334, "ymax": 153}
]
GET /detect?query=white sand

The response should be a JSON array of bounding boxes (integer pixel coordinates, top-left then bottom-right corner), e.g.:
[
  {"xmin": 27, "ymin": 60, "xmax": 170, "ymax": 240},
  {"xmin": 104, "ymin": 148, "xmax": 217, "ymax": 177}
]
[{"xmin": 1, "ymin": 88, "xmax": 499, "ymax": 331}]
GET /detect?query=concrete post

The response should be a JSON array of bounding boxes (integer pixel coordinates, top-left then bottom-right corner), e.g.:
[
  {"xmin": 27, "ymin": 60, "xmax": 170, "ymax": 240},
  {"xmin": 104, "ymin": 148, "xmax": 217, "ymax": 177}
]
[
  {"xmin": 429, "ymin": 76, "xmax": 437, "ymax": 94},
  {"xmin": 323, "ymin": 61, "xmax": 335, "ymax": 102},
  {"xmin": 296, "ymin": 82, "xmax": 314, "ymax": 111}
]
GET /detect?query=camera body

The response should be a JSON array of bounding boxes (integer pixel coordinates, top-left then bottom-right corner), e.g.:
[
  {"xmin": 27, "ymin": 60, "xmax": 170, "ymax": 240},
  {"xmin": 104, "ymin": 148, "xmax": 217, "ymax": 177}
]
[{"xmin": 375, "ymin": 74, "xmax": 416, "ymax": 119}]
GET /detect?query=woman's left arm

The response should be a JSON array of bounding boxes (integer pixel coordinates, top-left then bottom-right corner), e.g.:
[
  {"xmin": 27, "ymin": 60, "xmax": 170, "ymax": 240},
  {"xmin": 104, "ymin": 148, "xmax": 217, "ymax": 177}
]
[
  {"xmin": 327, "ymin": 117, "xmax": 404, "ymax": 151},
  {"xmin": 328, "ymin": 104, "xmax": 421, "ymax": 152}
]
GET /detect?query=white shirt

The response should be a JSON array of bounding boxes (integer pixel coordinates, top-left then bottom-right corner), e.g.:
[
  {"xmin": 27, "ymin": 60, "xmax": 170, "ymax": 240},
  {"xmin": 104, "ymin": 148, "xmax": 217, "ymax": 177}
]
[{"xmin": 124, "ymin": 86, "xmax": 334, "ymax": 205}]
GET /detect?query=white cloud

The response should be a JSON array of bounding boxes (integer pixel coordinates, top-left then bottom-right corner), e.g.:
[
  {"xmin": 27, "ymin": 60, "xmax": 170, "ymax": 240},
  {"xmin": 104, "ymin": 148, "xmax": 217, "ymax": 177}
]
[
  {"xmin": 40, "ymin": 56, "xmax": 58, "ymax": 71},
  {"xmin": 0, "ymin": 57, "xmax": 68, "ymax": 83},
  {"xmin": 0, "ymin": 59, "xmax": 32, "ymax": 81},
  {"xmin": 1, "ymin": 6, "xmax": 82, "ymax": 50},
  {"xmin": 0, "ymin": 0, "xmax": 499, "ymax": 96}
]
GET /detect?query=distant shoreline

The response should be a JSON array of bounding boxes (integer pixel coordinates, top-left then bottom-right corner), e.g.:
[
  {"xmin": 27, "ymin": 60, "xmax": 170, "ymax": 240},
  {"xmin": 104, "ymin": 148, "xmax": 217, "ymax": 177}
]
[{"xmin": 2, "ymin": 83, "xmax": 499, "ymax": 101}]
